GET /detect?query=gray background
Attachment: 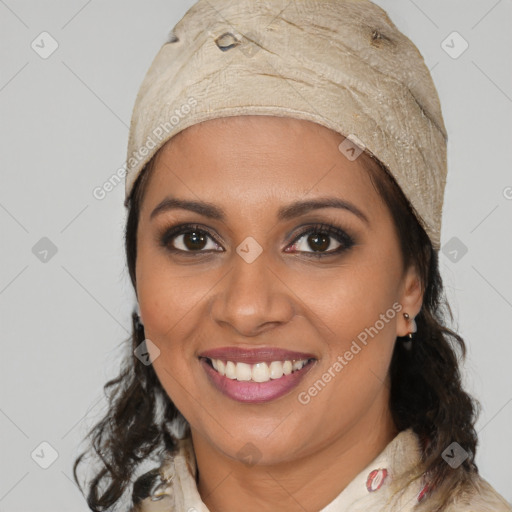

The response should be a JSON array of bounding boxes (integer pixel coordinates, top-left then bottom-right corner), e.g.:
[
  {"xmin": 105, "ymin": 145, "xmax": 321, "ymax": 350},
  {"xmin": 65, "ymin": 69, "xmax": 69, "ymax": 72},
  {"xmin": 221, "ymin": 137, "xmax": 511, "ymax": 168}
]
[{"xmin": 1, "ymin": 1, "xmax": 511, "ymax": 510}]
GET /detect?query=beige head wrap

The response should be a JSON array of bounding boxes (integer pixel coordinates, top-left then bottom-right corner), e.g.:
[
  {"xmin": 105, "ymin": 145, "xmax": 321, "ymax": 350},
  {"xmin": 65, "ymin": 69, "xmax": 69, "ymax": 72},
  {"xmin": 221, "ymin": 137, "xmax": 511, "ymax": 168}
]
[{"xmin": 125, "ymin": 0, "xmax": 447, "ymax": 250}]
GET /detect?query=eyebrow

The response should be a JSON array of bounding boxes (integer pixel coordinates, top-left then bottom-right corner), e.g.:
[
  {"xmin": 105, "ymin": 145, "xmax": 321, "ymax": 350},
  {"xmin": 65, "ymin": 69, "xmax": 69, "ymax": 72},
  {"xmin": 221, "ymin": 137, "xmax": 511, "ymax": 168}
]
[{"xmin": 150, "ymin": 196, "xmax": 370, "ymax": 224}]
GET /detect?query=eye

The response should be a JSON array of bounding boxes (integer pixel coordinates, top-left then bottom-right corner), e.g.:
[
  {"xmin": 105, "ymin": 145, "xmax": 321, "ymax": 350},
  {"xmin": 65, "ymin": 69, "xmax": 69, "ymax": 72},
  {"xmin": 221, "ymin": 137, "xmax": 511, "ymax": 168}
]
[
  {"xmin": 159, "ymin": 222, "xmax": 355, "ymax": 257},
  {"xmin": 159, "ymin": 224, "xmax": 222, "ymax": 254},
  {"xmin": 286, "ymin": 223, "xmax": 355, "ymax": 257}
]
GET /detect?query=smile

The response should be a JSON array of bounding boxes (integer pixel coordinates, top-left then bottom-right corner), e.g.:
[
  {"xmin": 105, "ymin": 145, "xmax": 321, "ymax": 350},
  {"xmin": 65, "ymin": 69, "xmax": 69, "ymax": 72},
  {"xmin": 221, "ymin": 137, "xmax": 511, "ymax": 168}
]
[
  {"xmin": 204, "ymin": 357, "xmax": 314, "ymax": 382},
  {"xmin": 199, "ymin": 356, "xmax": 316, "ymax": 403}
]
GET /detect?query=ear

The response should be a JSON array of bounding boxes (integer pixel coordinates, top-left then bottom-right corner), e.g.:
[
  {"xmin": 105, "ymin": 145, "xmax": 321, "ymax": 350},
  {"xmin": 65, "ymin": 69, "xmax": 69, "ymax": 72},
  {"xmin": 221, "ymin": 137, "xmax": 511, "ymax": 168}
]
[{"xmin": 396, "ymin": 263, "xmax": 424, "ymax": 337}]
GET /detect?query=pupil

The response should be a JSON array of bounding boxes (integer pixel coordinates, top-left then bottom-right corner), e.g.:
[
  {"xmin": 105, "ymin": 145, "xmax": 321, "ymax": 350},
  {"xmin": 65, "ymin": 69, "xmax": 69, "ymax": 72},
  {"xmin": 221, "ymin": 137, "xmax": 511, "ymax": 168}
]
[
  {"xmin": 185, "ymin": 231, "xmax": 207, "ymax": 250},
  {"xmin": 309, "ymin": 233, "xmax": 329, "ymax": 252}
]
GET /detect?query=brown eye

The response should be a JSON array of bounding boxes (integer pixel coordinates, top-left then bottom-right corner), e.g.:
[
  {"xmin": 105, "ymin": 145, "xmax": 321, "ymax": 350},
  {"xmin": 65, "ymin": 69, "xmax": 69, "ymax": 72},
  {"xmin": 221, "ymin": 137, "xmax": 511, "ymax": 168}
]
[
  {"xmin": 177, "ymin": 230, "xmax": 209, "ymax": 251},
  {"xmin": 160, "ymin": 224, "xmax": 222, "ymax": 253},
  {"xmin": 286, "ymin": 223, "xmax": 355, "ymax": 257},
  {"xmin": 289, "ymin": 231, "xmax": 341, "ymax": 253},
  {"xmin": 307, "ymin": 233, "xmax": 334, "ymax": 252}
]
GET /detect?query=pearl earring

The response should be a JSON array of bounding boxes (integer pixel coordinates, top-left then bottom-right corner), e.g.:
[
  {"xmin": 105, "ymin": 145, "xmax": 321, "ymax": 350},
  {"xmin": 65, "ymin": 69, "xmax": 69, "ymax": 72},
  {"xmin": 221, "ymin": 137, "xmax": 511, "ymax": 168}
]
[{"xmin": 403, "ymin": 312, "xmax": 417, "ymax": 341}]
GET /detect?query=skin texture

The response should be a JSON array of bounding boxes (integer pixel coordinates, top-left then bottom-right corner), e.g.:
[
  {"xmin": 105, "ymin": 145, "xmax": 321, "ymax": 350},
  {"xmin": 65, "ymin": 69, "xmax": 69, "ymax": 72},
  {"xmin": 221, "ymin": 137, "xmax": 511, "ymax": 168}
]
[{"xmin": 135, "ymin": 115, "xmax": 424, "ymax": 512}]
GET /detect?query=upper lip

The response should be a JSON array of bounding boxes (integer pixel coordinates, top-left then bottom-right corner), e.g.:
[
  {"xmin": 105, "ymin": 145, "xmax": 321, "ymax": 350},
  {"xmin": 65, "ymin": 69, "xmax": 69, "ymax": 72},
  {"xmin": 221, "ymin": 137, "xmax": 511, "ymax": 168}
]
[{"xmin": 198, "ymin": 346, "xmax": 317, "ymax": 364}]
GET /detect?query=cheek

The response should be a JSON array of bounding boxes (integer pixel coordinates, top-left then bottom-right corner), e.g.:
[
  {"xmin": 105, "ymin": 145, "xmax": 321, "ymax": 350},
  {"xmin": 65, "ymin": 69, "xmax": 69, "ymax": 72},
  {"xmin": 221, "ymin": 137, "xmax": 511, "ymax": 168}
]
[
  {"xmin": 136, "ymin": 240, "xmax": 205, "ymax": 341},
  {"xmin": 300, "ymin": 255, "xmax": 402, "ymax": 344},
  {"xmin": 295, "ymin": 269, "xmax": 400, "ymax": 436},
  {"xmin": 293, "ymin": 249, "xmax": 402, "ymax": 397},
  {"xmin": 135, "ymin": 243, "xmax": 220, "ymax": 393},
  {"xmin": 135, "ymin": 249, "xmax": 207, "ymax": 419},
  {"xmin": 312, "ymin": 278, "xmax": 398, "ymax": 391}
]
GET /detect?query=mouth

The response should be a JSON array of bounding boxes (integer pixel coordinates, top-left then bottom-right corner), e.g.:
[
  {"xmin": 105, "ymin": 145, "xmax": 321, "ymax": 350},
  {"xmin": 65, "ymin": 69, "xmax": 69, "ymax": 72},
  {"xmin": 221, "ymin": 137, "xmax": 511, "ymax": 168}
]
[{"xmin": 198, "ymin": 355, "xmax": 317, "ymax": 403}]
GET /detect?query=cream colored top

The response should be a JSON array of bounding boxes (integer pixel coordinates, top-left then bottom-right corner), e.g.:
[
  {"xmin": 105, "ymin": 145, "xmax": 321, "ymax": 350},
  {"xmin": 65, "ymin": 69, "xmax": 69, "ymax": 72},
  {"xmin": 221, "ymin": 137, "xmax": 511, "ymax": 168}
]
[{"xmin": 133, "ymin": 427, "xmax": 512, "ymax": 511}]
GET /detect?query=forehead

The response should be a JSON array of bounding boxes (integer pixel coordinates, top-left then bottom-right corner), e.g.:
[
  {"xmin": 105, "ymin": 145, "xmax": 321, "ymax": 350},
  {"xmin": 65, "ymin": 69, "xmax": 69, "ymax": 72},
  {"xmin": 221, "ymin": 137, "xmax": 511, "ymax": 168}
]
[
  {"xmin": 164, "ymin": 115, "xmax": 351, "ymax": 158},
  {"xmin": 141, "ymin": 115, "xmax": 384, "ymax": 217}
]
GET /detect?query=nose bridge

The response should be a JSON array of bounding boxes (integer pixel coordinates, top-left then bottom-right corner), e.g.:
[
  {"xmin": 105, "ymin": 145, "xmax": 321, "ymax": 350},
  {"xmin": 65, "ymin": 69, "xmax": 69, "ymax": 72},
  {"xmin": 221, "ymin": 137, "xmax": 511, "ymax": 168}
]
[{"xmin": 210, "ymin": 243, "xmax": 294, "ymax": 335}]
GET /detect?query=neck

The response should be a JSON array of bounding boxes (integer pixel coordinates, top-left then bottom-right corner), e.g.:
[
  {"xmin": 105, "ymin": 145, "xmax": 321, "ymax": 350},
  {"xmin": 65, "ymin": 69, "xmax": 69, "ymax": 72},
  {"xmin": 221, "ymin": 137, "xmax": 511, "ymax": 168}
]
[{"xmin": 191, "ymin": 391, "xmax": 398, "ymax": 512}]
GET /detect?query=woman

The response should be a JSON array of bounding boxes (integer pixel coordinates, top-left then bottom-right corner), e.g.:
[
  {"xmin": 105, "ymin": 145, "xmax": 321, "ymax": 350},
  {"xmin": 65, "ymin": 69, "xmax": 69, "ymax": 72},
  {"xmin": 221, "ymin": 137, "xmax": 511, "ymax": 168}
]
[{"xmin": 74, "ymin": 0, "xmax": 512, "ymax": 510}]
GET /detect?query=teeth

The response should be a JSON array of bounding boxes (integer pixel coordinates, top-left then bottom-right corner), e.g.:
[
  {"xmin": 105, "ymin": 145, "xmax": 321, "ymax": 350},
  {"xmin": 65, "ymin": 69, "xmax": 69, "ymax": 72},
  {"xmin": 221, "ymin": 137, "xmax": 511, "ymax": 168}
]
[
  {"xmin": 252, "ymin": 362, "xmax": 270, "ymax": 383},
  {"xmin": 269, "ymin": 361, "xmax": 284, "ymax": 379},
  {"xmin": 225, "ymin": 361, "xmax": 237, "ymax": 380},
  {"xmin": 207, "ymin": 358, "xmax": 311, "ymax": 382},
  {"xmin": 292, "ymin": 360, "xmax": 305, "ymax": 371},
  {"xmin": 236, "ymin": 362, "xmax": 252, "ymax": 381}
]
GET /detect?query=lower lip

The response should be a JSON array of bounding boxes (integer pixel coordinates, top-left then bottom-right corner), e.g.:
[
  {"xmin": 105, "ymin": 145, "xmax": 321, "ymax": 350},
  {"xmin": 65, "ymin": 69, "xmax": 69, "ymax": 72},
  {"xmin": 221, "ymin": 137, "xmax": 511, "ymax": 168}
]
[{"xmin": 200, "ymin": 358, "xmax": 315, "ymax": 403}]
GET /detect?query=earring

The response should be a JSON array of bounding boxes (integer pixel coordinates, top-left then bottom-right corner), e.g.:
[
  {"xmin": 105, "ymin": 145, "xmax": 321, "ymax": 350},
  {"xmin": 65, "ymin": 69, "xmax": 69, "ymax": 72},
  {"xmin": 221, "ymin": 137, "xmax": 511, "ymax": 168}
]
[
  {"xmin": 401, "ymin": 312, "xmax": 417, "ymax": 351},
  {"xmin": 403, "ymin": 312, "xmax": 417, "ymax": 341}
]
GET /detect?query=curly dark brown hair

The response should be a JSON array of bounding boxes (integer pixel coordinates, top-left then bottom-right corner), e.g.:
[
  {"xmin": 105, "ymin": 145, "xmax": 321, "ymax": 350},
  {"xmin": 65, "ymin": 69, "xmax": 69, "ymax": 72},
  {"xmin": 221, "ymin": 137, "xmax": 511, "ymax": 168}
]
[{"xmin": 73, "ymin": 147, "xmax": 480, "ymax": 511}]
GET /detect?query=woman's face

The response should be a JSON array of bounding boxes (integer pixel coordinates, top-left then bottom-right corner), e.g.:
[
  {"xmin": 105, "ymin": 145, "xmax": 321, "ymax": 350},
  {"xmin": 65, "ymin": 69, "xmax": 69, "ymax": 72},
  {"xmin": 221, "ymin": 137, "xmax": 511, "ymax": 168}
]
[{"xmin": 135, "ymin": 115, "xmax": 423, "ymax": 467}]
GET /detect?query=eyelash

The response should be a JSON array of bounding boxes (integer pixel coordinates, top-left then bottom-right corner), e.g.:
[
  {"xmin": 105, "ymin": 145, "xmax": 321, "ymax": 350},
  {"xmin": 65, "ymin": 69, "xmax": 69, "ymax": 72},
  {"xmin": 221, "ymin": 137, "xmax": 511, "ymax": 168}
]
[{"xmin": 159, "ymin": 222, "xmax": 355, "ymax": 258}]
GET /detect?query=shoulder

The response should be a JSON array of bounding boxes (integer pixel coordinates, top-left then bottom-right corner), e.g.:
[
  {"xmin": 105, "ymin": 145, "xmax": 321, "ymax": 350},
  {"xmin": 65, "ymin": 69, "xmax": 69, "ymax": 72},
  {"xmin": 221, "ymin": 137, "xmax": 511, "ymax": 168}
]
[{"xmin": 442, "ymin": 473, "xmax": 512, "ymax": 512}]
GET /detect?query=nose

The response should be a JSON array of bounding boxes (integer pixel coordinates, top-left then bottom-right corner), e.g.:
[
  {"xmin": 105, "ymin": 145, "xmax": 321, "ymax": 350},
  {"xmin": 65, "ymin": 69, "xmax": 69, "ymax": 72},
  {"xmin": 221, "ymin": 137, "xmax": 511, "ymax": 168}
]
[{"xmin": 209, "ymin": 249, "xmax": 295, "ymax": 337}]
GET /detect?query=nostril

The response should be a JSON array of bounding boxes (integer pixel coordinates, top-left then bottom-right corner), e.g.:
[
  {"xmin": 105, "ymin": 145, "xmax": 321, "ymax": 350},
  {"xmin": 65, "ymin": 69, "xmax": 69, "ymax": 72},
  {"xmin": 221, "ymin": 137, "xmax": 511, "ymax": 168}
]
[{"xmin": 215, "ymin": 31, "xmax": 240, "ymax": 51}]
